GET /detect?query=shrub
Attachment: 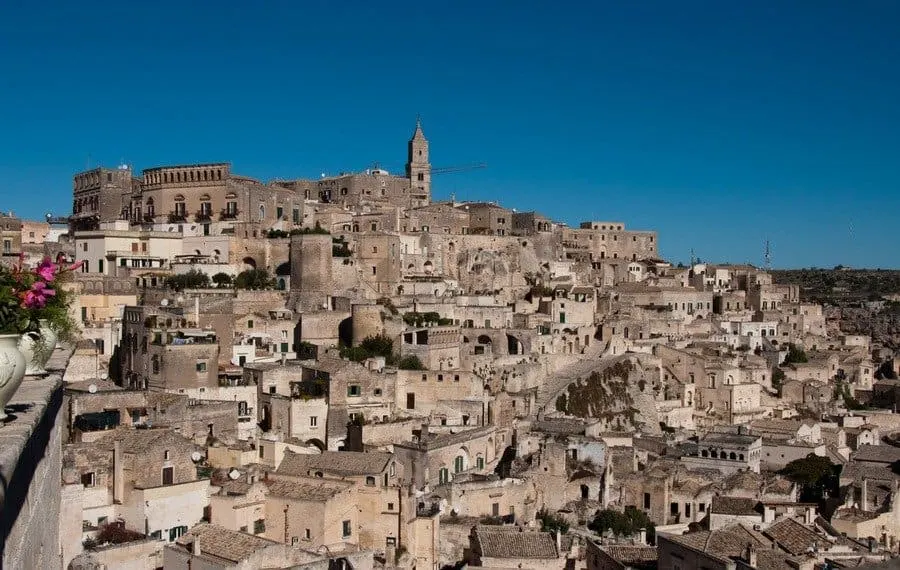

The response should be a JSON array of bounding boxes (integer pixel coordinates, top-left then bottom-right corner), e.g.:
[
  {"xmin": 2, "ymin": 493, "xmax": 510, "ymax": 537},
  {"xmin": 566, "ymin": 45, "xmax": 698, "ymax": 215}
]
[
  {"xmin": 212, "ymin": 272, "xmax": 232, "ymax": 287},
  {"xmin": 537, "ymin": 509, "xmax": 570, "ymax": 534},
  {"xmin": 397, "ymin": 355, "xmax": 426, "ymax": 370},
  {"xmin": 234, "ymin": 268, "xmax": 275, "ymax": 290},
  {"xmin": 166, "ymin": 269, "xmax": 209, "ymax": 291}
]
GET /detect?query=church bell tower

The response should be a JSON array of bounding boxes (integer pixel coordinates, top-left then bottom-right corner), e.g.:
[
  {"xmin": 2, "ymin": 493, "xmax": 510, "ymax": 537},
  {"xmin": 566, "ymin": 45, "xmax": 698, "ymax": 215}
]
[{"xmin": 406, "ymin": 116, "xmax": 431, "ymax": 206}]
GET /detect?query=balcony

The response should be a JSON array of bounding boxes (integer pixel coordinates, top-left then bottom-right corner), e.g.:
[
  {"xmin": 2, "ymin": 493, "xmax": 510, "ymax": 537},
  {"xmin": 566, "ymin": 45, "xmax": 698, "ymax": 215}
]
[
  {"xmin": 195, "ymin": 210, "xmax": 212, "ymax": 222},
  {"xmin": 168, "ymin": 212, "xmax": 186, "ymax": 223},
  {"xmin": 220, "ymin": 208, "xmax": 239, "ymax": 220}
]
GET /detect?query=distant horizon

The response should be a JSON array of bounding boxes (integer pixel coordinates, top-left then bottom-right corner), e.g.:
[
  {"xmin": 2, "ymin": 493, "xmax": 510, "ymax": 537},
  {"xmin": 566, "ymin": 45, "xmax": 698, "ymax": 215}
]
[{"xmin": 2, "ymin": 1, "xmax": 898, "ymax": 268}]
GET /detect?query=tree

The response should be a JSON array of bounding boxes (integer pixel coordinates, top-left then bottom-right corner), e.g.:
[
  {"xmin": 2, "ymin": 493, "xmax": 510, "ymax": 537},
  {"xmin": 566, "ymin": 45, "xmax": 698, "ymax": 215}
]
[
  {"xmin": 397, "ymin": 355, "xmax": 426, "ymax": 370},
  {"xmin": 779, "ymin": 454, "xmax": 841, "ymax": 503},
  {"xmin": 339, "ymin": 335, "xmax": 396, "ymax": 364},
  {"xmin": 234, "ymin": 268, "xmax": 275, "ymax": 290},
  {"xmin": 165, "ymin": 269, "xmax": 209, "ymax": 291},
  {"xmin": 772, "ymin": 367, "xmax": 786, "ymax": 394},
  {"xmin": 782, "ymin": 343, "xmax": 809, "ymax": 365},
  {"xmin": 212, "ymin": 272, "xmax": 233, "ymax": 288},
  {"xmin": 537, "ymin": 509, "xmax": 570, "ymax": 535},
  {"xmin": 588, "ymin": 507, "xmax": 655, "ymax": 544}
]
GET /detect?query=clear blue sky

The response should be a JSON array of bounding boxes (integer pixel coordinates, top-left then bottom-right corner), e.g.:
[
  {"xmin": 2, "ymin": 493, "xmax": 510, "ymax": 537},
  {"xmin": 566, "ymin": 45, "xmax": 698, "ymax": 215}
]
[{"xmin": 1, "ymin": 1, "xmax": 898, "ymax": 268}]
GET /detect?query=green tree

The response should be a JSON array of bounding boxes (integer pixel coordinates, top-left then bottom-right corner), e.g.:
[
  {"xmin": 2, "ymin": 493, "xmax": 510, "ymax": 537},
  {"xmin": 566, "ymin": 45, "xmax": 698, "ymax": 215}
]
[
  {"xmin": 165, "ymin": 269, "xmax": 209, "ymax": 291},
  {"xmin": 537, "ymin": 509, "xmax": 570, "ymax": 535},
  {"xmin": 779, "ymin": 454, "xmax": 841, "ymax": 503},
  {"xmin": 772, "ymin": 367, "xmax": 786, "ymax": 393},
  {"xmin": 782, "ymin": 343, "xmax": 809, "ymax": 365},
  {"xmin": 588, "ymin": 507, "xmax": 655, "ymax": 544},
  {"xmin": 212, "ymin": 272, "xmax": 233, "ymax": 288},
  {"xmin": 234, "ymin": 268, "xmax": 275, "ymax": 290},
  {"xmin": 397, "ymin": 355, "xmax": 426, "ymax": 370}
]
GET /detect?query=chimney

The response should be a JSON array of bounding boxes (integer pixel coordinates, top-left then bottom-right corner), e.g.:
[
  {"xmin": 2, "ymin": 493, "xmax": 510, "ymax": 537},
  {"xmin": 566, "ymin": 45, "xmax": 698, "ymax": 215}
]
[
  {"xmin": 745, "ymin": 543, "xmax": 757, "ymax": 568},
  {"xmin": 192, "ymin": 536, "xmax": 201, "ymax": 555},
  {"xmin": 638, "ymin": 527, "xmax": 647, "ymax": 545},
  {"xmin": 868, "ymin": 536, "xmax": 876, "ymax": 553},
  {"xmin": 555, "ymin": 529, "xmax": 561, "ymax": 555},
  {"xmin": 862, "ymin": 478, "xmax": 869, "ymax": 511},
  {"xmin": 113, "ymin": 441, "xmax": 124, "ymax": 504}
]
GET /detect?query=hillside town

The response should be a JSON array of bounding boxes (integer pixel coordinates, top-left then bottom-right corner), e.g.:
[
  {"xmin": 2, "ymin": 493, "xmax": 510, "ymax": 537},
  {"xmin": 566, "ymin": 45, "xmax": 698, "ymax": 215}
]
[{"xmin": 4, "ymin": 120, "xmax": 900, "ymax": 570}]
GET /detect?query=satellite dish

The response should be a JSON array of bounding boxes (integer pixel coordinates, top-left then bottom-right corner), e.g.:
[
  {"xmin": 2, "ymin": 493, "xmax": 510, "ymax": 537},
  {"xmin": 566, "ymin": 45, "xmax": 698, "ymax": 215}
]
[
  {"xmin": 191, "ymin": 451, "xmax": 202, "ymax": 462},
  {"xmin": 88, "ymin": 384, "xmax": 97, "ymax": 394},
  {"xmin": 100, "ymin": 373, "xmax": 108, "ymax": 380},
  {"xmin": 228, "ymin": 469, "xmax": 241, "ymax": 480},
  {"xmin": 160, "ymin": 298, "xmax": 169, "ymax": 306}
]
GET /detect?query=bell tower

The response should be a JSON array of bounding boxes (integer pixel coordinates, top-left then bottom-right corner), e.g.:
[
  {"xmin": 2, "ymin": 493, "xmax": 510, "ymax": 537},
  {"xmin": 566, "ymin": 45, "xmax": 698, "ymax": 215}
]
[{"xmin": 406, "ymin": 116, "xmax": 431, "ymax": 205}]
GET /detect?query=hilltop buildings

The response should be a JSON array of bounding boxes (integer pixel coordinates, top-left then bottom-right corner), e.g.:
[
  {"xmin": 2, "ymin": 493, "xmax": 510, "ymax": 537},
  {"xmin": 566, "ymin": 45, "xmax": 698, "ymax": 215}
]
[{"xmin": 2, "ymin": 119, "xmax": 899, "ymax": 570}]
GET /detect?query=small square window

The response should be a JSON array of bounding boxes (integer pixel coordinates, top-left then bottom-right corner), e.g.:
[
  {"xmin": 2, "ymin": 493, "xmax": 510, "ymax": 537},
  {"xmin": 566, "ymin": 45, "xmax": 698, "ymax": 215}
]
[
  {"xmin": 347, "ymin": 385, "xmax": 361, "ymax": 397},
  {"xmin": 387, "ymin": 502, "xmax": 394, "ymax": 510},
  {"xmin": 196, "ymin": 361, "xmax": 207, "ymax": 373}
]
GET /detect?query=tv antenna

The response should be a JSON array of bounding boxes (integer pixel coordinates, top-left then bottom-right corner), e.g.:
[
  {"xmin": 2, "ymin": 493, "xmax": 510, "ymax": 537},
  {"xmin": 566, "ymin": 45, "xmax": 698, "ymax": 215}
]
[{"xmin": 764, "ymin": 239, "xmax": 772, "ymax": 270}]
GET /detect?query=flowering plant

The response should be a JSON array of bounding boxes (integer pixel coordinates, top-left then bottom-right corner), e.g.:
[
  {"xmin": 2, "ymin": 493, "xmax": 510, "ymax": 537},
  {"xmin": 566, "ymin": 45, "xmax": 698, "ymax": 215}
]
[{"xmin": 0, "ymin": 255, "xmax": 82, "ymax": 339}]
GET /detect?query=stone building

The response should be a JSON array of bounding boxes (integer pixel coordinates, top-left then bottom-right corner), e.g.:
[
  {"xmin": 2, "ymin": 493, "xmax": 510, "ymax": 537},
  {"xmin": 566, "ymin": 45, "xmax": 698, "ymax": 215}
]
[{"xmin": 61, "ymin": 427, "xmax": 210, "ymax": 566}]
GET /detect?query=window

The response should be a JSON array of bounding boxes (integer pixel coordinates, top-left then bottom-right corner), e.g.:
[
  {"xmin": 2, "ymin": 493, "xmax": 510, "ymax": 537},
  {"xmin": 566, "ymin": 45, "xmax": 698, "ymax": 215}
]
[
  {"xmin": 276, "ymin": 207, "xmax": 284, "ymax": 219},
  {"xmin": 162, "ymin": 466, "xmax": 174, "ymax": 485},
  {"xmin": 372, "ymin": 266, "xmax": 377, "ymax": 275},
  {"xmin": 259, "ymin": 446, "xmax": 265, "ymax": 459},
  {"xmin": 342, "ymin": 520, "xmax": 352, "ymax": 538},
  {"xmin": 406, "ymin": 392, "xmax": 415, "ymax": 409},
  {"xmin": 254, "ymin": 519, "xmax": 265, "ymax": 534},
  {"xmin": 310, "ymin": 416, "xmax": 317, "ymax": 427},
  {"xmin": 477, "ymin": 456, "xmax": 485, "ymax": 470},
  {"xmin": 81, "ymin": 472, "xmax": 95, "ymax": 487},
  {"xmin": 247, "ymin": 320, "xmax": 254, "ymax": 328},
  {"xmin": 699, "ymin": 502, "xmax": 706, "ymax": 512},
  {"xmin": 164, "ymin": 450, "xmax": 170, "ymax": 460},
  {"xmin": 438, "ymin": 467, "xmax": 449, "ymax": 484},
  {"xmin": 347, "ymin": 385, "xmax": 361, "ymax": 397},
  {"xmin": 387, "ymin": 502, "xmax": 394, "ymax": 511},
  {"xmin": 196, "ymin": 361, "xmax": 207, "ymax": 373},
  {"xmin": 644, "ymin": 493, "xmax": 651, "ymax": 509},
  {"xmin": 305, "ymin": 528, "xmax": 311, "ymax": 540},
  {"xmin": 454, "ymin": 455, "xmax": 464, "ymax": 473}
]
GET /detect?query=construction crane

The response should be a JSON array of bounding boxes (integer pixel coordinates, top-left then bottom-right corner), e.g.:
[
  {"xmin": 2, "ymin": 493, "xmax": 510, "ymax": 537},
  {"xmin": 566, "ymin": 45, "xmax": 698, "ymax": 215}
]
[
  {"xmin": 430, "ymin": 163, "xmax": 487, "ymax": 176},
  {"xmin": 365, "ymin": 162, "xmax": 487, "ymax": 176}
]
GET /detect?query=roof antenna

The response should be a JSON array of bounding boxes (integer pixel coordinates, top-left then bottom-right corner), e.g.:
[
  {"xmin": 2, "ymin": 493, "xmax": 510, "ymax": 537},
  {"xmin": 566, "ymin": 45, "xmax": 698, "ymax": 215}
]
[{"xmin": 764, "ymin": 239, "xmax": 772, "ymax": 271}]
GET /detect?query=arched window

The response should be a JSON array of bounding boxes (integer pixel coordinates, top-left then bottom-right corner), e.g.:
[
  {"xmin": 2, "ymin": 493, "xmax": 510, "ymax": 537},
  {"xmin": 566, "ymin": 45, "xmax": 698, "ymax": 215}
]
[
  {"xmin": 259, "ymin": 204, "xmax": 265, "ymax": 220},
  {"xmin": 151, "ymin": 355, "xmax": 160, "ymax": 374},
  {"xmin": 701, "ymin": 449, "xmax": 708, "ymax": 458},
  {"xmin": 365, "ymin": 476, "xmax": 376, "ymax": 486},
  {"xmin": 729, "ymin": 452, "xmax": 737, "ymax": 460}
]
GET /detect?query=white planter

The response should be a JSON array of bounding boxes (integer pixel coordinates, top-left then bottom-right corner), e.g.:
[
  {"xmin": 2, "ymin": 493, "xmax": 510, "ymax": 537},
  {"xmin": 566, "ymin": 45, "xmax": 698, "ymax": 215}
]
[
  {"xmin": 19, "ymin": 321, "xmax": 58, "ymax": 376},
  {"xmin": 0, "ymin": 334, "xmax": 27, "ymax": 422}
]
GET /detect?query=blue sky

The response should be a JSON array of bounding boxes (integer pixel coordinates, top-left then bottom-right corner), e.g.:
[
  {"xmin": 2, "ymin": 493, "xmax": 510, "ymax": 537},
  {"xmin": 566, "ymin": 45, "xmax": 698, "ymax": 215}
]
[{"xmin": 1, "ymin": 1, "xmax": 898, "ymax": 268}]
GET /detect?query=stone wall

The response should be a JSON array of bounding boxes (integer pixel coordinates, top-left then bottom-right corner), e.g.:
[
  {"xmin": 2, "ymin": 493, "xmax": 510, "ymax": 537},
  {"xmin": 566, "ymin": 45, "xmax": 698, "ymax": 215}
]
[{"xmin": 0, "ymin": 347, "xmax": 70, "ymax": 570}]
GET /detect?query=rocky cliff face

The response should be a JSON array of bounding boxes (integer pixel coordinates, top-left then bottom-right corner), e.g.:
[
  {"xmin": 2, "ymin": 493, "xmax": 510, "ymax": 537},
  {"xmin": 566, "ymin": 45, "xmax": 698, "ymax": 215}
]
[{"xmin": 827, "ymin": 304, "xmax": 900, "ymax": 351}]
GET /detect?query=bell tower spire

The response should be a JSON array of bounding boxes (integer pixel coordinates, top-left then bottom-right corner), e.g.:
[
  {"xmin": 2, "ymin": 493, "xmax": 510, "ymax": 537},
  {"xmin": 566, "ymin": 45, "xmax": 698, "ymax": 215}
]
[{"xmin": 406, "ymin": 115, "xmax": 431, "ymax": 206}]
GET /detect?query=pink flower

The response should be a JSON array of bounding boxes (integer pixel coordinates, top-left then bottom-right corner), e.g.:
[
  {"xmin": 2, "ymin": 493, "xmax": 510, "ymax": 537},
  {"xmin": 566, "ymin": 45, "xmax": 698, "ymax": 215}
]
[
  {"xmin": 36, "ymin": 258, "xmax": 57, "ymax": 282},
  {"xmin": 65, "ymin": 260, "xmax": 85, "ymax": 272},
  {"xmin": 23, "ymin": 280, "xmax": 56, "ymax": 309}
]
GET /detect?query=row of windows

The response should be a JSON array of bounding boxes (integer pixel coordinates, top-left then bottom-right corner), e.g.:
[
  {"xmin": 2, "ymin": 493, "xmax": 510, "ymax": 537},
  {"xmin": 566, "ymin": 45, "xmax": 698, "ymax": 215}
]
[{"xmin": 145, "ymin": 168, "xmax": 224, "ymax": 184}]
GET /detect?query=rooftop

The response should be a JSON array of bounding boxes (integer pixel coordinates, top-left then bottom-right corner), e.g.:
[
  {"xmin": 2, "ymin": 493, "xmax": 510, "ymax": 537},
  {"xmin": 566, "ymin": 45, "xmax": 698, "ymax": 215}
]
[
  {"xmin": 474, "ymin": 526, "xmax": 559, "ymax": 559},
  {"xmin": 277, "ymin": 450, "xmax": 393, "ymax": 477},
  {"xmin": 710, "ymin": 496, "xmax": 761, "ymax": 516},
  {"xmin": 174, "ymin": 523, "xmax": 282, "ymax": 563},
  {"xmin": 265, "ymin": 477, "xmax": 350, "ymax": 501}
]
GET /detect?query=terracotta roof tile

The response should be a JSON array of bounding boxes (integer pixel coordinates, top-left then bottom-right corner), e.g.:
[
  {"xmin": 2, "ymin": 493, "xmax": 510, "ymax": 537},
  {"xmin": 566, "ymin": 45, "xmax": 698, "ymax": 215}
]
[{"xmin": 474, "ymin": 526, "xmax": 559, "ymax": 559}]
